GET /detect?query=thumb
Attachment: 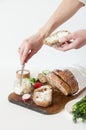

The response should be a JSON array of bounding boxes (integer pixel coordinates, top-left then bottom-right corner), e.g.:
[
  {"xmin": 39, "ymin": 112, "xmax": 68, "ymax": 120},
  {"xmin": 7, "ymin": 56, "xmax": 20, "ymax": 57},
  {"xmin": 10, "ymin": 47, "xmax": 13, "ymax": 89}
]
[{"xmin": 59, "ymin": 33, "xmax": 74, "ymax": 43}]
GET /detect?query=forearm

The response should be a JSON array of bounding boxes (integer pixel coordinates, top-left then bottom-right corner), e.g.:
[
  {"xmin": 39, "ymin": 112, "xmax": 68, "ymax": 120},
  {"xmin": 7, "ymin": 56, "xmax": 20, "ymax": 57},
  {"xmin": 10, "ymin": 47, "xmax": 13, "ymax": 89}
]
[{"xmin": 38, "ymin": 0, "xmax": 84, "ymax": 39}]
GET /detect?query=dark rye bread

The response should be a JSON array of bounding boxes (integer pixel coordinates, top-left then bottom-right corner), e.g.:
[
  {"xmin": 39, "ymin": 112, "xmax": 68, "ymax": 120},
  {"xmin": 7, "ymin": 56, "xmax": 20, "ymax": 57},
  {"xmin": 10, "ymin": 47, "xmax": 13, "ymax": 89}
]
[
  {"xmin": 46, "ymin": 72, "xmax": 71, "ymax": 95},
  {"xmin": 53, "ymin": 69, "xmax": 79, "ymax": 94}
]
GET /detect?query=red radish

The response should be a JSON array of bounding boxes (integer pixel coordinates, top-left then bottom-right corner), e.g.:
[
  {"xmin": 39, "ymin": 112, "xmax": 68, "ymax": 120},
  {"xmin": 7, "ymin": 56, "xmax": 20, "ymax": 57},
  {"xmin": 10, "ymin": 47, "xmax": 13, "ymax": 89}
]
[
  {"xmin": 33, "ymin": 82, "xmax": 43, "ymax": 89},
  {"xmin": 22, "ymin": 93, "xmax": 31, "ymax": 101}
]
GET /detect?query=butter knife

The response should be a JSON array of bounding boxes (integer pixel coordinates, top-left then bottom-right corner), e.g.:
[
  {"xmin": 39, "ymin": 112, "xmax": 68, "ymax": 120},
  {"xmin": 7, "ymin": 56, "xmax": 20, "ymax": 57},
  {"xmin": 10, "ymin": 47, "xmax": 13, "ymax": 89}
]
[{"xmin": 20, "ymin": 64, "xmax": 25, "ymax": 87}]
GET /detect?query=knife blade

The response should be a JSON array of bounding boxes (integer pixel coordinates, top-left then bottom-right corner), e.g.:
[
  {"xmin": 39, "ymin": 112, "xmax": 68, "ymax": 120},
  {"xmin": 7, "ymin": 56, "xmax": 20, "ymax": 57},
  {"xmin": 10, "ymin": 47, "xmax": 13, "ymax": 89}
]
[{"xmin": 20, "ymin": 64, "xmax": 25, "ymax": 87}]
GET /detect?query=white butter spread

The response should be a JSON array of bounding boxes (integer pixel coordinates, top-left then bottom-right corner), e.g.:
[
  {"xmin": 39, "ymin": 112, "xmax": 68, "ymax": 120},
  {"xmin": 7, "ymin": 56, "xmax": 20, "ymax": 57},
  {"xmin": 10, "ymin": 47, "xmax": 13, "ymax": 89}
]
[
  {"xmin": 18, "ymin": 70, "xmax": 29, "ymax": 74},
  {"xmin": 14, "ymin": 78, "xmax": 32, "ymax": 95},
  {"xmin": 45, "ymin": 31, "xmax": 69, "ymax": 45},
  {"xmin": 35, "ymin": 85, "xmax": 52, "ymax": 102},
  {"xmin": 36, "ymin": 90, "xmax": 52, "ymax": 102}
]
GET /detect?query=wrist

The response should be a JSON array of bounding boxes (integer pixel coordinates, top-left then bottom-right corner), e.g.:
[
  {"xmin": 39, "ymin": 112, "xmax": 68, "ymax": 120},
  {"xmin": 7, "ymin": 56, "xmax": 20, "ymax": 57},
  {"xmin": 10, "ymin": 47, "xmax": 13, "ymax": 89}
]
[
  {"xmin": 37, "ymin": 29, "xmax": 49, "ymax": 40},
  {"xmin": 37, "ymin": 23, "xmax": 53, "ymax": 40}
]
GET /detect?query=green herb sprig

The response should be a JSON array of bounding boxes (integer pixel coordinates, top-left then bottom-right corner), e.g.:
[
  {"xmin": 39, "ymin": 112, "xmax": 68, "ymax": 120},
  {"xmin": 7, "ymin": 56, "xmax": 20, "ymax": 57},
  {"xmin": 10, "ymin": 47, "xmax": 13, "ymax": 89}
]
[{"xmin": 72, "ymin": 96, "xmax": 86, "ymax": 123}]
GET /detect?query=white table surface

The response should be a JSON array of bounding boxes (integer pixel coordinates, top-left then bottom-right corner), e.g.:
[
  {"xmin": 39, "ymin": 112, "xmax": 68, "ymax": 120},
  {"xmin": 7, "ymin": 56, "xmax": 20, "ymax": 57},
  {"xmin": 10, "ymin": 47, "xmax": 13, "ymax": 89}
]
[{"xmin": 0, "ymin": 0, "xmax": 86, "ymax": 130}]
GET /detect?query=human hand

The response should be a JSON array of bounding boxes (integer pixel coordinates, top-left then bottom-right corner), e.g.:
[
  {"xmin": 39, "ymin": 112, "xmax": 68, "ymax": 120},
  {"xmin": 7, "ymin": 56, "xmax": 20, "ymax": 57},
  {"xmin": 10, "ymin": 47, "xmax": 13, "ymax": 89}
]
[
  {"xmin": 18, "ymin": 32, "xmax": 44, "ymax": 65},
  {"xmin": 54, "ymin": 30, "xmax": 86, "ymax": 51}
]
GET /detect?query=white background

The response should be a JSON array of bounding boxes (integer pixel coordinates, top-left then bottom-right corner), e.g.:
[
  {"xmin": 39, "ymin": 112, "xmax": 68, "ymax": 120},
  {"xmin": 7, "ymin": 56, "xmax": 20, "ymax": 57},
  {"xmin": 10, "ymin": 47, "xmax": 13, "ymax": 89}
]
[{"xmin": 0, "ymin": 0, "xmax": 86, "ymax": 129}]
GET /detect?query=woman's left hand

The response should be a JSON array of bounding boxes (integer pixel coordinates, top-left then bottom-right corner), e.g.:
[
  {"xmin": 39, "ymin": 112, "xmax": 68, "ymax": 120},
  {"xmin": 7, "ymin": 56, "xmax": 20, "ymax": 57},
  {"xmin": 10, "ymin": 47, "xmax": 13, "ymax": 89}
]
[{"xmin": 54, "ymin": 30, "xmax": 86, "ymax": 51}]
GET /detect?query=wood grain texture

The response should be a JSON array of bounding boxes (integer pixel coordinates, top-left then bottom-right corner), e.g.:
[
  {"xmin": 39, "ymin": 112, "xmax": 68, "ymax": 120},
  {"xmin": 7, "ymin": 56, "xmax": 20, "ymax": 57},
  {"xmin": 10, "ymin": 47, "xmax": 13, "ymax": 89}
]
[{"xmin": 8, "ymin": 87, "xmax": 86, "ymax": 115}]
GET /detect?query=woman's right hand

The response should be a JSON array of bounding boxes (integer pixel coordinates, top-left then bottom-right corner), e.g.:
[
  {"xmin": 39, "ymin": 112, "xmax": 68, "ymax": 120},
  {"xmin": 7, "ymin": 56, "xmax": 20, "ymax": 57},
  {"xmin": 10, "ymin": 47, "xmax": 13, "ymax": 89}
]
[{"xmin": 18, "ymin": 32, "xmax": 44, "ymax": 65}]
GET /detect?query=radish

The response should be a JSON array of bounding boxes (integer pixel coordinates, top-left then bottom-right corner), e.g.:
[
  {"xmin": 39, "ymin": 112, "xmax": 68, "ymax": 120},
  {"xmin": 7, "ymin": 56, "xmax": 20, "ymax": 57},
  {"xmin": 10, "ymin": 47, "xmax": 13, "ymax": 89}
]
[{"xmin": 22, "ymin": 93, "xmax": 31, "ymax": 101}]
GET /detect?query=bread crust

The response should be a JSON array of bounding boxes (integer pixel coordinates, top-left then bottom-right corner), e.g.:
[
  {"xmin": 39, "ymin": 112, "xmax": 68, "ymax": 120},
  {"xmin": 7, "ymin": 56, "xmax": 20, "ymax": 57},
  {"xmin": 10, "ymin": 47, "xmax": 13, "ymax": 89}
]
[
  {"xmin": 33, "ymin": 85, "xmax": 52, "ymax": 107},
  {"xmin": 53, "ymin": 69, "xmax": 79, "ymax": 94},
  {"xmin": 38, "ymin": 73, "xmax": 47, "ymax": 83},
  {"xmin": 46, "ymin": 72, "xmax": 71, "ymax": 95}
]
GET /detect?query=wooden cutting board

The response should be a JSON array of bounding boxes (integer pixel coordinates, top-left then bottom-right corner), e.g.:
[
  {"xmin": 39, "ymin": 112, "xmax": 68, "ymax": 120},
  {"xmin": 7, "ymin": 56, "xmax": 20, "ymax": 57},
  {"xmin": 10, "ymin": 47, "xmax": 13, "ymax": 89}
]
[{"xmin": 8, "ymin": 87, "xmax": 86, "ymax": 115}]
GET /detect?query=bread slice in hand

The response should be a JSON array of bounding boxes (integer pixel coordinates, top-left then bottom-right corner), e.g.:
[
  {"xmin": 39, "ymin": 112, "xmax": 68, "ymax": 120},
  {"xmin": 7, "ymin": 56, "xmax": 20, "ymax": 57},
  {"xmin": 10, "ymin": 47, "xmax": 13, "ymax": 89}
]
[
  {"xmin": 33, "ymin": 85, "xmax": 52, "ymax": 107},
  {"xmin": 44, "ymin": 30, "xmax": 70, "ymax": 47}
]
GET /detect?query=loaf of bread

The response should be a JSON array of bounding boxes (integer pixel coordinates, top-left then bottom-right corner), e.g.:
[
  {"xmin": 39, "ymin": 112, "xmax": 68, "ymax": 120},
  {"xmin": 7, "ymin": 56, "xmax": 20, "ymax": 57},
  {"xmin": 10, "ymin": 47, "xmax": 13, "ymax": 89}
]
[
  {"xmin": 53, "ymin": 69, "xmax": 79, "ymax": 94},
  {"xmin": 32, "ymin": 69, "xmax": 79, "ymax": 107},
  {"xmin": 44, "ymin": 30, "xmax": 70, "ymax": 47},
  {"xmin": 33, "ymin": 85, "xmax": 52, "ymax": 107},
  {"xmin": 46, "ymin": 72, "xmax": 71, "ymax": 95},
  {"xmin": 46, "ymin": 69, "xmax": 79, "ymax": 95}
]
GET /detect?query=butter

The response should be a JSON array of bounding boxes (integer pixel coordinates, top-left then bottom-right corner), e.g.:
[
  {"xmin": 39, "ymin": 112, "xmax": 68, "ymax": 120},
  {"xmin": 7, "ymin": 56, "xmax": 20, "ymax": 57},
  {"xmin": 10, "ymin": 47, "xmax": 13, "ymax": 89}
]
[{"xmin": 14, "ymin": 78, "xmax": 32, "ymax": 95}]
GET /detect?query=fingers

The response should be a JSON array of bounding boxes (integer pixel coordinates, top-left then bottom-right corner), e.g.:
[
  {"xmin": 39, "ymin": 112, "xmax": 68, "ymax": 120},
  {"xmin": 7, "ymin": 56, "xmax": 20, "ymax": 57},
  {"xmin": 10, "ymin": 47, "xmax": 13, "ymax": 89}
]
[
  {"xmin": 55, "ymin": 39, "xmax": 79, "ymax": 51},
  {"xmin": 55, "ymin": 42, "xmax": 72, "ymax": 51},
  {"xmin": 59, "ymin": 33, "xmax": 74, "ymax": 43},
  {"xmin": 54, "ymin": 33, "xmax": 76, "ymax": 51},
  {"xmin": 18, "ymin": 47, "xmax": 24, "ymax": 65},
  {"xmin": 25, "ymin": 50, "xmax": 36, "ymax": 63},
  {"xmin": 18, "ymin": 46, "xmax": 35, "ymax": 65},
  {"xmin": 18, "ymin": 43, "xmax": 31, "ymax": 65},
  {"xmin": 21, "ymin": 48, "xmax": 30, "ymax": 65},
  {"xmin": 18, "ymin": 46, "xmax": 24, "ymax": 55}
]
